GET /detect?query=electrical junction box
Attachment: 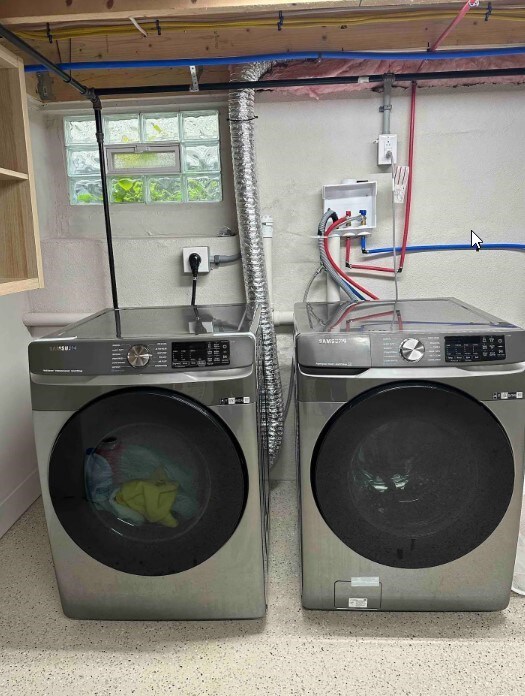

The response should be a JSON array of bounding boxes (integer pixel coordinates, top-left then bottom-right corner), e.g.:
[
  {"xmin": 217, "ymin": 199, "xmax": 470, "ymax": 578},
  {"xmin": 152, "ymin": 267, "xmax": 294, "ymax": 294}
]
[
  {"xmin": 182, "ymin": 246, "xmax": 210, "ymax": 274},
  {"xmin": 322, "ymin": 179, "xmax": 377, "ymax": 235}
]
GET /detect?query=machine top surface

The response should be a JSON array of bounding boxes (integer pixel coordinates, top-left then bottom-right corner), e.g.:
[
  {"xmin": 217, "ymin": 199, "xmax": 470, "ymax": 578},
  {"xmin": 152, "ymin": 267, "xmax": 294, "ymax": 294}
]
[
  {"xmin": 29, "ymin": 305, "xmax": 259, "ymax": 376},
  {"xmin": 44, "ymin": 304, "xmax": 257, "ymax": 341},
  {"xmin": 294, "ymin": 298, "xmax": 521, "ymax": 336},
  {"xmin": 294, "ymin": 298, "xmax": 525, "ymax": 369}
]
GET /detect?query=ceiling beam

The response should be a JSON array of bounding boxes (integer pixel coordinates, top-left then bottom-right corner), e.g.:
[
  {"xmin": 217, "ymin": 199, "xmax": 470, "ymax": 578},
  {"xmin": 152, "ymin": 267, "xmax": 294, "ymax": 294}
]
[
  {"xmin": 3, "ymin": 0, "xmax": 525, "ymax": 26},
  {"xmin": 7, "ymin": 11, "xmax": 525, "ymax": 69},
  {"xmin": 26, "ymin": 65, "xmax": 230, "ymax": 102}
]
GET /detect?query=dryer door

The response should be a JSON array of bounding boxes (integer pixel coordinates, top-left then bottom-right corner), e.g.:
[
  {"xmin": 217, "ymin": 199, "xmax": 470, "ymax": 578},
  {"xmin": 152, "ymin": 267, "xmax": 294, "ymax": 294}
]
[
  {"xmin": 312, "ymin": 382, "xmax": 515, "ymax": 569},
  {"xmin": 48, "ymin": 388, "xmax": 248, "ymax": 576}
]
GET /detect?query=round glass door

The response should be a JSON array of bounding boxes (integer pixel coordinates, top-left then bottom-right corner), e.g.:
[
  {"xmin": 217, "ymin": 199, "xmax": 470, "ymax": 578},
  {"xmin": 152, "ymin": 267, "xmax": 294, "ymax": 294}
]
[
  {"xmin": 312, "ymin": 382, "xmax": 514, "ymax": 569},
  {"xmin": 49, "ymin": 388, "xmax": 248, "ymax": 576}
]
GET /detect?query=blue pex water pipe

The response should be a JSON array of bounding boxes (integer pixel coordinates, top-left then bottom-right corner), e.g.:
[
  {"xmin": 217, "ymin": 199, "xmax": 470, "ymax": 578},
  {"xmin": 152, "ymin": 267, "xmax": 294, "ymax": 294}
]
[
  {"xmin": 343, "ymin": 280, "xmax": 365, "ymax": 302},
  {"xmin": 23, "ymin": 46, "xmax": 525, "ymax": 73},
  {"xmin": 360, "ymin": 238, "xmax": 525, "ymax": 254}
]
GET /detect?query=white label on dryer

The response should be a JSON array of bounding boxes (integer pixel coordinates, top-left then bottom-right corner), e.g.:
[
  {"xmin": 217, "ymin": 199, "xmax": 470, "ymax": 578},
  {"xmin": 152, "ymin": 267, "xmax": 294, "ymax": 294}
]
[
  {"xmin": 348, "ymin": 598, "xmax": 368, "ymax": 609},
  {"xmin": 351, "ymin": 576, "xmax": 380, "ymax": 587}
]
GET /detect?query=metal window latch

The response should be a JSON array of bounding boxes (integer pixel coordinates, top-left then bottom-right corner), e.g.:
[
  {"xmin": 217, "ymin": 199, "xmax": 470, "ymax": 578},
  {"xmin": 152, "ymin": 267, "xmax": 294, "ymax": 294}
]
[{"xmin": 189, "ymin": 65, "xmax": 200, "ymax": 92}]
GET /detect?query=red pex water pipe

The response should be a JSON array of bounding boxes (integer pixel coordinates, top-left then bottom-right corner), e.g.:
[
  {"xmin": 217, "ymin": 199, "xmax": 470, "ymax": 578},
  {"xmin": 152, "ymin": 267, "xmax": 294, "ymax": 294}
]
[
  {"xmin": 345, "ymin": 222, "xmax": 395, "ymax": 274},
  {"xmin": 429, "ymin": 0, "xmax": 480, "ymax": 52},
  {"xmin": 350, "ymin": 263, "xmax": 396, "ymax": 273},
  {"xmin": 323, "ymin": 218, "xmax": 379, "ymax": 300}
]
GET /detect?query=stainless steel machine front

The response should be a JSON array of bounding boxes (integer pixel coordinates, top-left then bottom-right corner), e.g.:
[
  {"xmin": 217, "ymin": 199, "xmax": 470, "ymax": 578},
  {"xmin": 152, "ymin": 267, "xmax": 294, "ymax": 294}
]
[
  {"xmin": 30, "ymin": 304, "xmax": 269, "ymax": 620},
  {"xmin": 295, "ymin": 298, "xmax": 525, "ymax": 611}
]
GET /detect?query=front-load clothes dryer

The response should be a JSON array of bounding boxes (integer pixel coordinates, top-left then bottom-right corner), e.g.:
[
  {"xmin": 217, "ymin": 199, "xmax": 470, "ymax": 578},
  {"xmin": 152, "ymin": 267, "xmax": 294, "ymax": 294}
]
[
  {"xmin": 295, "ymin": 298, "xmax": 525, "ymax": 611},
  {"xmin": 29, "ymin": 304, "xmax": 269, "ymax": 620}
]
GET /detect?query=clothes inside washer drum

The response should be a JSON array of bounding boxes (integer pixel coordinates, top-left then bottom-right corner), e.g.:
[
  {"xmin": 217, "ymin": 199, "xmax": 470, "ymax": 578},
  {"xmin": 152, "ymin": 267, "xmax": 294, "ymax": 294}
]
[{"xmin": 115, "ymin": 479, "xmax": 180, "ymax": 527}]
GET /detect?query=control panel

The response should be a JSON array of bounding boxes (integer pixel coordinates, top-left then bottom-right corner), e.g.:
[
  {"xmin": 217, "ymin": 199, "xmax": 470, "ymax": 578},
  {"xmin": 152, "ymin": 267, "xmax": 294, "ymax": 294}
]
[
  {"xmin": 445, "ymin": 335, "xmax": 506, "ymax": 363},
  {"xmin": 29, "ymin": 335, "xmax": 258, "ymax": 375},
  {"xmin": 112, "ymin": 342, "xmax": 168, "ymax": 371},
  {"xmin": 172, "ymin": 340, "xmax": 230, "ymax": 369}
]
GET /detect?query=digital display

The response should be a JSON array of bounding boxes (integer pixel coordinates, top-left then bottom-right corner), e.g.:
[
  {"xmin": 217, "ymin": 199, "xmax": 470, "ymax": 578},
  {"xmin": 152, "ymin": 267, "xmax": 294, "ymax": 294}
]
[
  {"xmin": 445, "ymin": 335, "xmax": 506, "ymax": 363},
  {"xmin": 172, "ymin": 340, "xmax": 230, "ymax": 369}
]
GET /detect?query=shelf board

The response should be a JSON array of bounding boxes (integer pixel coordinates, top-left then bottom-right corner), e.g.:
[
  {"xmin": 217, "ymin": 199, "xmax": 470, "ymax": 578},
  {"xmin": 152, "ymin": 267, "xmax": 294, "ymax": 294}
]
[
  {"xmin": 0, "ymin": 166, "xmax": 29, "ymax": 181},
  {"xmin": 0, "ymin": 277, "xmax": 41, "ymax": 296}
]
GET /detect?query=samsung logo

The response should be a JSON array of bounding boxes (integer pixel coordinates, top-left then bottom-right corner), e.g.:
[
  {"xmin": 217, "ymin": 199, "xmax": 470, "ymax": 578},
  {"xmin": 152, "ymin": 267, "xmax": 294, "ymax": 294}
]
[
  {"xmin": 49, "ymin": 345, "xmax": 77, "ymax": 352},
  {"xmin": 319, "ymin": 337, "xmax": 347, "ymax": 344}
]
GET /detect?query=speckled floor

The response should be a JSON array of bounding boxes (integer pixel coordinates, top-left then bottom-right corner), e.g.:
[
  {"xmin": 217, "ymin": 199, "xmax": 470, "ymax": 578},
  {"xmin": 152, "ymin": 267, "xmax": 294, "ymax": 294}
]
[{"xmin": 0, "ymin": 481, "xmax": 524, "ymax": 696}]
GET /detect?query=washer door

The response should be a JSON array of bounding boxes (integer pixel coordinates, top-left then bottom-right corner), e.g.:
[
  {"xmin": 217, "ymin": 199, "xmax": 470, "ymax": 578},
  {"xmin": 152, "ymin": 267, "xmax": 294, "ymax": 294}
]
[
  {"xmin": 312, "ymin": 382, "xmax": 515, "ymax": 569},
  {"xmin": 49, "ymin": 388, "xmax": 248, "ymax": 576}
]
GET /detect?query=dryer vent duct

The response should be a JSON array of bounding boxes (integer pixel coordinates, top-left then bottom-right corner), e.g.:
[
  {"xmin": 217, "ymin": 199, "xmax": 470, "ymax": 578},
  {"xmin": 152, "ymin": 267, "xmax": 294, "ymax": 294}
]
[{"xmin": 228, "ymin": 62, "xmax": 284, "ymax": 465}]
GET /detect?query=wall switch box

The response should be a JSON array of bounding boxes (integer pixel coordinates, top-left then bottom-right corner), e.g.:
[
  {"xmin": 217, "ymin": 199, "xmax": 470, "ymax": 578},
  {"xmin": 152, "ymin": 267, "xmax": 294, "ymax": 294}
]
[
  {"xmin": 182, "ymin": 246, "xmax": 210, "ymax": 274},
  {"xmin": 378, "ymin": 134, "xmax": 398, "ymax": 166}
]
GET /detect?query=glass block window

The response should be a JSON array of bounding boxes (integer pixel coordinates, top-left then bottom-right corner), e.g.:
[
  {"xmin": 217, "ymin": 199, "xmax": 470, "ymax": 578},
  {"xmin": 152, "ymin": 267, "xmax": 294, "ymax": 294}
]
[{"xmin": 64, "ymin": 111, "xmax": 221, "ymax": 205}]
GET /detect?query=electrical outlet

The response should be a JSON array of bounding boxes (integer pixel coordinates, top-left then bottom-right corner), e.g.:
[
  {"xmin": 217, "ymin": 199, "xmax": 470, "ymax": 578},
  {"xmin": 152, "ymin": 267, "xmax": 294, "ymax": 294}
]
[
  {"xmin": 378, "ymin": 133, "xmax": 398, "ymax": 166},
  {"xmin": 182, "ymin": 246, "xmax": 210, "ymax": 274}
]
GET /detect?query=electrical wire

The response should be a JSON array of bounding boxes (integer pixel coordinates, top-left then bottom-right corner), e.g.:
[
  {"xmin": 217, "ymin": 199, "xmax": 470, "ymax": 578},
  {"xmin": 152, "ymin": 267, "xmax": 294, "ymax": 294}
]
[
  {"xmin": 191, "ymin": 276, "xmax": 197, "ymax": 306},
  {"xmin": 389, "ymin": 152, "xmax": 400, "ymax": 304},
  {"xmin": 16, "ymin": 8, "xmax": 525, "ymax": 41}
]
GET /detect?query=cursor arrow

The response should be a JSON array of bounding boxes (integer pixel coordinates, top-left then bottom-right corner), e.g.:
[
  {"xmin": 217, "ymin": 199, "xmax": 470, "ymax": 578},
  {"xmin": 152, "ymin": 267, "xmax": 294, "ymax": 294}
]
[{"xmin": 471, "ymin": 230, "xmax": 483, "ymax": 251}]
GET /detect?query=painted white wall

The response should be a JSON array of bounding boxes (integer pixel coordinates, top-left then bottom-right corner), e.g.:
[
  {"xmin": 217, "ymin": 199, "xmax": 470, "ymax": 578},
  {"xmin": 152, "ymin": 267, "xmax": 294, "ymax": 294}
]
[
  {"xmin": 0, "ymin": 292, "xmax": 40, "ymax": 536},
  {"xmin": 27, "ymin": 88, "xmax": 525, "ymax": 480}
]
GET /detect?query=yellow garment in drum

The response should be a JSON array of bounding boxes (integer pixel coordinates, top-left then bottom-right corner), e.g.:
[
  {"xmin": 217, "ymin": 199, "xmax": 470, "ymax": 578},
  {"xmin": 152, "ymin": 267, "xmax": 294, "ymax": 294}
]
[{"xmin": 116, "ymin": 480, "xmax": 179, "ymax": 527}]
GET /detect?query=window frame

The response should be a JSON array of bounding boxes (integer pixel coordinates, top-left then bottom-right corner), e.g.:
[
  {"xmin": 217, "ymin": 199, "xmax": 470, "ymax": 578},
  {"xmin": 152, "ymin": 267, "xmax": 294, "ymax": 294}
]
[{"xmin": 105, "ymin": 142, "xmax": 182, "ymax": 176}]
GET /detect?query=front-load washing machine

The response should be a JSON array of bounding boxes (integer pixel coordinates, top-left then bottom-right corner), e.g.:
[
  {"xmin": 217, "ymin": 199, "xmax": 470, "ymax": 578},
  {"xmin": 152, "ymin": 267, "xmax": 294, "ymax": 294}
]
[
  {"xmin": 295, "ymin": 298, "xmax": 525, "ymax": 611},
  {"xmin": 29, "ymin": 304, "xmax": 269, "ymax": 620}
]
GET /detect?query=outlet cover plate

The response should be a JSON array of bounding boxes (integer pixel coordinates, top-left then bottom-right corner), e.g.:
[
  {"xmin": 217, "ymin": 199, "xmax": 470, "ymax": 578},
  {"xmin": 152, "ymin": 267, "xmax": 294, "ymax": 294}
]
[
  {"xmin": 182, "ymin": 246, "xmax": 210, "ymax": 274},
  {"xmin": 378, "ymin": 133, "xmax": 398, "ymax": 166}
]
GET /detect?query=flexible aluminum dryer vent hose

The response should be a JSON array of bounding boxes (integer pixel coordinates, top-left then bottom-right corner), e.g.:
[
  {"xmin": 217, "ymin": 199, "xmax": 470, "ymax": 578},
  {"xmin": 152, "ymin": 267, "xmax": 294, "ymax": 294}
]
[{"xmin": 228, "ymin": 62, "xmax": 284, "ymax": 465}]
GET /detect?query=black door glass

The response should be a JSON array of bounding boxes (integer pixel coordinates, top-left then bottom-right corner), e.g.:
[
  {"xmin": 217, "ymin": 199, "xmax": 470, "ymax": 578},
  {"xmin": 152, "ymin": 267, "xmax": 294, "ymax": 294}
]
[
  {"xmin": 312, "ymin": 382, "xmax": 514, "ymax": 569},
  {"xmin": 50, "ymin": 388, "xmax": 248, "ymax": 576}
]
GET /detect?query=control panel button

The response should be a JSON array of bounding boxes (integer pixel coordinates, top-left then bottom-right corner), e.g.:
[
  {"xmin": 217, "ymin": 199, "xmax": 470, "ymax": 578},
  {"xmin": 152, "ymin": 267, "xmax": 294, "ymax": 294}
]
[
  {"xmin": 400, "ymin": 338, "xmax": 425, "ymax": 363},
  {"xmin": 172, "ymin": 340, "xmax": 230, "ymax": 369},
  {"xmin": 127, "ymin": 344, "xmax": 151, "ymax": 368},
  {"xmin": 445, "ymin": 335, "xmax": 506, "ymax": 363}
]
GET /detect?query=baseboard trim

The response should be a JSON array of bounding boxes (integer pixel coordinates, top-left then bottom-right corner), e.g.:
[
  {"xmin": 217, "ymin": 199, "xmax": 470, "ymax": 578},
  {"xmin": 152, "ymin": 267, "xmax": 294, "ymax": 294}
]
[{"xmin": 0, "ymin": 469, "xmax": 41, "ymax": 538}]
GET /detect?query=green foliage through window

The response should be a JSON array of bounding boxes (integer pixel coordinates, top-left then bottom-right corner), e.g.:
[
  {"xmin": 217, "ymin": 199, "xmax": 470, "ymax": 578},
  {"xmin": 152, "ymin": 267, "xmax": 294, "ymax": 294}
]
[
  {"xmin": 65, "ymin": 111, "xmax": 221, "ymax": 205},
  {"xmin": 110, "ymin": 178, "xmax": 144, "ymax": 204},
  {"xmin": 149, "ymin": 177, "xmax": 183, "ymax": 203}
]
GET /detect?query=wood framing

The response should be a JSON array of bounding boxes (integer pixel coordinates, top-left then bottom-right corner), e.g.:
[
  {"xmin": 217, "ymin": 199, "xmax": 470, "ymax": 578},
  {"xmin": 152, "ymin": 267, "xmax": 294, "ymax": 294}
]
[
  {"xmin": 2, "ymin": 1, "xmax": 525, "ymax": 25},
  {"xmin": 0, "ymin": 43, "xmax": 43, "ymax": 295},
  {"xmin": 2, "ymin": 1, "xmax": 525, "ymax": 100}
]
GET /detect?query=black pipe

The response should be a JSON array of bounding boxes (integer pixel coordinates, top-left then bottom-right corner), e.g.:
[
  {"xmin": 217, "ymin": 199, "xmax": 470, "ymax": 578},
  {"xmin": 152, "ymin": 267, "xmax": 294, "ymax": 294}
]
[
  {"xmin": 93, "ymin": 100, "xmax": 119, "ymax": 310},
  {"xmin": 95, "ymin": 67, "xmax": 525, "ymax": 97},
  {"xmin": 0, "ymin": 22, "xmax": 93, "ymax": 99}
]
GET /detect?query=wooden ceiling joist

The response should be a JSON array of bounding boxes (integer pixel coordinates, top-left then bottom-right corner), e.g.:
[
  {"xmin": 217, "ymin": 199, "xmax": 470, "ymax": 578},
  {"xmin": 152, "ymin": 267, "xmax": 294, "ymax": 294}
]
[
  {"xmin": 3, "ymin": 0, "xmax": 525, "ymax": 26},
  {"xmin": 3, "ymin": 1, "xmax": 525, "ymax": 101}
]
